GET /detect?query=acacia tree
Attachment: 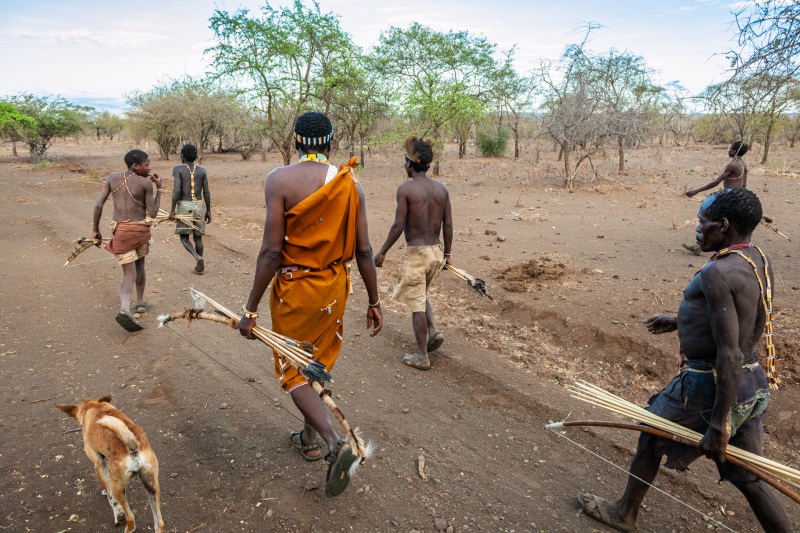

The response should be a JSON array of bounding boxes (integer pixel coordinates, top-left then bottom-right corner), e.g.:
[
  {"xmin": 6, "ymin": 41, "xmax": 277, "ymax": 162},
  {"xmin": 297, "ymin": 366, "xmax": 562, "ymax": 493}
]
[
  {"xmin": 0, "ymin": 101, "xmax": 35, "ymax": 156},
  {"xmin": 593, "ymin": 50, "xmax": 659, "ymax": 174},
  {"xmin": 373, "ymin": 23, "xmax": 496, "ymax": 175},
  {"xmin": 329, "ymin": 54, "xmax": 391, "ymax": 166},
  {"xmin": 208, "ymin": 0, "xmax": 355, "ymax": 165},
  {"xmin": 489, "ymin": 52, "xmax": 536, "ymax": 159},
  {"xmin": 127, "ymin": 85, "xmax": 182, "ymax": 160},
  {"xmin": 6, "ymin": 95, "xmax": 90, "ymax": 161},
  {"xmin": 91, "ymin": 110, "xmax": 125, "ymax": 140},
  {"xmin": 729, "ymin": 1, "xmax": 800, "ymax": 81},
  {"xmin": 538, "ymin": 30, "xmax": 611, "ymax": 189}
]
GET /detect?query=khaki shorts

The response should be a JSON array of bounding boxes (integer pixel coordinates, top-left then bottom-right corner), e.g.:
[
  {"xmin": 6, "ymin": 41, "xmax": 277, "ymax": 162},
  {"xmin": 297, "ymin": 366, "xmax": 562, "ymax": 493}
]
[
  {"xmin": 116, "ymin": 243, "xmax": 149, "ymax": 265},
  {"xmin": 175, "ymin": 200, "xmax": 206, "ymax": 236},
  {"xmin": 392, "ymin": 244, "xmax": 444, "ymax": 312}
]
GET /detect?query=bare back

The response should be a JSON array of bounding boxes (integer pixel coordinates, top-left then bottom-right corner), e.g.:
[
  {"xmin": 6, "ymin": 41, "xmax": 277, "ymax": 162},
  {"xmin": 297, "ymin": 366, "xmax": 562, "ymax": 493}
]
[
  {"xmin": 107, "ymin": 172, "xmax": 151, "ymax": 222},
  {"xmin": 172, "ymin": 164, "xmax": 209, "ymax": 202},
  {"xmin": 269, "ymin": 162, "xmax": 333, "ymax": 211},
  {"xmin": 398, "ymin": 177, "xmax": 449, "ymax": 246}
]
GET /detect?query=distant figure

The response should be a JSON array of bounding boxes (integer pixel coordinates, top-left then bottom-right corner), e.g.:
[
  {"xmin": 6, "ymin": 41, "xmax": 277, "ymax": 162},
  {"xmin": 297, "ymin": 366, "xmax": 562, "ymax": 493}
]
[
  {"xmin": 92, "ymin": 149, "xmax": 162, "ymax": 331},
  {"xmin": 169, "ymin": 144, "xmax": 210, "ymax": 274},
  {"xmin": 683, "ymin": 141, "xmax": 748, "ymax": 255},
  {"xmin": 374, "ymin": 136, "xmax": 453, "ymax": 370},
  {"xmin": 578, "ymin": 188, "xmax": 791, "ymax": 533}
]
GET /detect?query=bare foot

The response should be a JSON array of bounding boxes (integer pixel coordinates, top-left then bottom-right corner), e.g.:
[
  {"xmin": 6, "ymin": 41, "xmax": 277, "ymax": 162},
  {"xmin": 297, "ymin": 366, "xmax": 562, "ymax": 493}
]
[{"xmin": 403, "ymin": 352, "xmax": 431, "ymax": 370}]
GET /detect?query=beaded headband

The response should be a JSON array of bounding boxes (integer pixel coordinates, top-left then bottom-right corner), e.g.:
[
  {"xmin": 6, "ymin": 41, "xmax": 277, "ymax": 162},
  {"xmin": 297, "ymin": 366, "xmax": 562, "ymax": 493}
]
[{"xmin": 295, "ymin": 130, "xmax": 333, "ymax": 146}]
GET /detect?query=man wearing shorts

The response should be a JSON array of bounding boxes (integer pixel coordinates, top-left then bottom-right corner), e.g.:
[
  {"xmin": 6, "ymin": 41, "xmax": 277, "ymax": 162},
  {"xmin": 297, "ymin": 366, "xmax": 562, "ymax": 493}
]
[
  {"xmin": 374, "ymin": 136, "xmax": 453, "ymax": 370},
  {"xmin": 169, "ymin": 144, "xmax": 210, "ymax": 274},
  {"xmin": 92, "ymin": 149, "xmax": 162, "ymax": 331},
  {"xmin": 576, "ymin": 188, "xmax": 790, "ymax": 532}
]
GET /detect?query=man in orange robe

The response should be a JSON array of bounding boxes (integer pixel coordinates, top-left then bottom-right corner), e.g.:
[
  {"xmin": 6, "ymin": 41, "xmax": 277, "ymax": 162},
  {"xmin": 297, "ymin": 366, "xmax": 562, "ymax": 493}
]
[{"xmin": 239, "ymin": 112, "xmax": 382, "ymax": 497}]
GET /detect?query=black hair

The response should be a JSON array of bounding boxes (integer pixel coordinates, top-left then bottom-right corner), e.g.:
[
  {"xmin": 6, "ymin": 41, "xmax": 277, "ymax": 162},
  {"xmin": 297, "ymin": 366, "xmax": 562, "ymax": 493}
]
[
  {"xmin": 294, "ymin": 112, "xmax": 333, "ymax": 153},
  {"xmin": 704, "ymin": 187, "xmax": 762, "ymax": 235},
  {"xmin": 124, "ymin": 149, "xmax": 148, "ymax": 168},
  {"xmin": 730, "ymin": 141, "xmax": 749, "ymax": 156},
  {"xmin": 404, "ymin": 136, "xmax": 433, "ymax": 172},
  {"xmin": 181, "ymin": 144, "xmax": 198, "ymax": 162}
]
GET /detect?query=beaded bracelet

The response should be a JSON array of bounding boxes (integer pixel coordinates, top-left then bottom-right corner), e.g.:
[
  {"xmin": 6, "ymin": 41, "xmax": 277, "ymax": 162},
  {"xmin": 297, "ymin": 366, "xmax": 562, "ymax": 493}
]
[
  {"xmin": 368, "ymin": 299, "xmax": 381, "ymax": 307},
  {"xmin": 242, "ymin": 305, "xmax": 258, "ymax": 319}
]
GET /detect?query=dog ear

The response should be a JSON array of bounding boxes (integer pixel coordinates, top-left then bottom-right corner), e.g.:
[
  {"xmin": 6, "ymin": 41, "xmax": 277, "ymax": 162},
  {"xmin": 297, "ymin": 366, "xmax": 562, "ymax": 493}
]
[
  {"xmin": 55, "ymin": 403, "xmax": 77, "ymax": 417},
  {"xmin": 98, "ymin": 394, "xmax": 113, "ymax": 404}
]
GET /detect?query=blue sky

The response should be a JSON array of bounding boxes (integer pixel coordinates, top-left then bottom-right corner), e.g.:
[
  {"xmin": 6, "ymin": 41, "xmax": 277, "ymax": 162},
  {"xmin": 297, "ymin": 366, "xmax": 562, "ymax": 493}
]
[{"xmin": 0, "ymin": 0, "xmax": 745, "ymax": 112}]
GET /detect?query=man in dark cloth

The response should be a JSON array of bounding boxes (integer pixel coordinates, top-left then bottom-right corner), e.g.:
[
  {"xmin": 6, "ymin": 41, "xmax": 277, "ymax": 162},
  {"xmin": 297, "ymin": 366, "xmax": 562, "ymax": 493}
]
[
  {"xmin": 92, "ymin": 149, "xmax": 162, "ymax": 331},
  {"xmin": 374, "ymin": 136, "xmax": 453, "ymax": 370},
  {"xmin": 578, "ymin": 187, "xmax": 791, "ymax": 532},
  {"xmin": 683, "ymin": 141, "xmax": 748, "ymax": 255},
  {"xmin": 169, "ymin": 144, "xmax": 210, "ymax": 273},
  {"xmin": 238, "ymin": 112, "xmax": 382, "ymax": 497}
]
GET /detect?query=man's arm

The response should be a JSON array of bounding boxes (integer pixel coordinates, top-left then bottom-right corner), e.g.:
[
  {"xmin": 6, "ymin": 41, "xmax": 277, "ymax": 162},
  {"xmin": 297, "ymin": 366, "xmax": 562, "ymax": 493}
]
[
  {"xmin": 374, "ymin": 186, "xmax": 407, "ymax": 267},
  {"xmin": 239, "ymin": 172, "xmax": 285, "ymax": 339},
  {"xmin": 145, "ymin": 173, "xmax": 162, "ymax": 219},
  {"xmin": 354, "ymin": 182, "xmax": 382, "ymax": 336},
  {"xmin": 698, "ymin": 265, "xmax": 743, "ymax": 462},
  {"xmin": 686, "ymin": 163, "xmax": 735, "ymax": 197},
  {"xmin": 92, "ymin": 175, "xmax": 113, "ymax": 241},
  {"xmin": 202, "ymin": 168, "xmax": 211, "ymax": 223},
  {"xmin": 442, "ymin": 188, "xmax": 453, "ymax": 266},
  {"xmin": 169, "ymin": 166, "xmax": 181, "ymax": 217}
]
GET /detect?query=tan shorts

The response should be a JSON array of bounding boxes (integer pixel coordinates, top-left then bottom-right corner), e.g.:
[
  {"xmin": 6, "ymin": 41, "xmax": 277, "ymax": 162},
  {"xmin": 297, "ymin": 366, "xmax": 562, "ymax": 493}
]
[
  {"xmin": 392, "ymin": 244, "xmax": 444, "ymax": 312},
  {"xmin": 116, "ymin": 243, "xmax": 149, "ymax": 265}
]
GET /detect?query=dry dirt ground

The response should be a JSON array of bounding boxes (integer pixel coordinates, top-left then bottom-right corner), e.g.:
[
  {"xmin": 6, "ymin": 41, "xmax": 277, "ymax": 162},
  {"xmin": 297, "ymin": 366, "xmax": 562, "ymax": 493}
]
[{"xmin": 0, "ymin": 139, "xmax": 799, "ymax": 533}]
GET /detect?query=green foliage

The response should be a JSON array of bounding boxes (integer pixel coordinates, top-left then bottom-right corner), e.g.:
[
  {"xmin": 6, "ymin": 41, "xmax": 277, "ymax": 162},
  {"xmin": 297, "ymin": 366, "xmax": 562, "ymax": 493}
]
[
  {"xmin": 3, "ymin": 95, "xmax": 90, "ymax": 161},
  {"xmin": 208, "ymin": 0, "xmax": 355, "ymax": 164},
  {"xmin": 92, "ymin": 110, "xmax": 125, "ymax": 140},
  {"xmin": 476, "ymin": 129, "xmax": 509, "ymax": 157},
  {"xmin": 0, "ymin": 101, "xmax": 35, "ymax": 129},
  {"xmin": 373, "ymin": 23, "xmax": 497, "ymax": 173}
]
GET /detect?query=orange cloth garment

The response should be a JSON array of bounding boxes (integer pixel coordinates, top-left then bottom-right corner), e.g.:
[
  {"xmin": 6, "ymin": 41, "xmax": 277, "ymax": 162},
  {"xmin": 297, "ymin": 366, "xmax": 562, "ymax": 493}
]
[
  {"xmin": 270, "ymin": 158, "xmax": 361, "ymax": 392},
  {"xmin": 105, "ymin": 220, "xmax": 152, "ymax": 254}
]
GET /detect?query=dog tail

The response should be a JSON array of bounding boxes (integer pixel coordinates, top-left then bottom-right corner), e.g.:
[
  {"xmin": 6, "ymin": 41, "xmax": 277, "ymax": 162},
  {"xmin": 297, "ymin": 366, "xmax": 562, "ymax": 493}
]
[{"xmin": 97, "ymin": 416, "xmax": 139, "ymax": 453}]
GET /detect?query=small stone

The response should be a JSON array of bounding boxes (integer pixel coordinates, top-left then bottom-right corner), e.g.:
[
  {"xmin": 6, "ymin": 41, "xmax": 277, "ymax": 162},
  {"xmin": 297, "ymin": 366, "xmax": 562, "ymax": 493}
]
[
  {"xmin": 402, "ymin": 408, "xmax": 410, "ymax": 413},
  {"xmin": 255, "ymin": 452, "xmax": 263, "ymax": 459},
  {"xmin": 496, "ymin": 235, "xmax": 506, "ymax": 242},
  {"xmin": 266, "ymin": 509, "xmax": 273, "ymax": 518},
  {"xmin": 727, "ymin": 510, "xmax": 735, "ymax": 517},
  {"xmin": 434, "ymin": 517, "xmax": 448, "ymax": 531},
  {"xmin": 493, "ymin": 199, "xmax": 499, "ymax": 203},
  {"xmin": 446, "ymin": 527, "xmax": 454, "ymax": 533},
  {"xmin": 45, "ymin": 344, "xmax": 53, "ymax": 348},
  {"xmin": 390, "ymin": 519, "xmax": 399, "ymax": 527},
  {"xmin": 304, "ymin": 480, "xmax": 320, "ymax": 491},
  {"xmin": 219, "ymin": 403, "xmax": 229, "ymax": 409},
  {"xmin": 133, "ymin": 313, "xmax": 141, "ymax": 319},
  {"xmin": 169, "ymin": 472, "xmax": 178, "ymax": 479},
  {"xmin": 485, "ymin": 229, "xmax": 497, "ymax": 236}
]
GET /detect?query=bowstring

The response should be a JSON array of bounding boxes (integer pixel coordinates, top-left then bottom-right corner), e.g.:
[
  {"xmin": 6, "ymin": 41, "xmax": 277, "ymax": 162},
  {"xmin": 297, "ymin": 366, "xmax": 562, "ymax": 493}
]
[
  {"xmin": 547, "ymin": 426, "xmax": 739, "ymax": 533},
  {"xmin": 163, "ymin": 323, "xmax": 304, "ymax": 425}
]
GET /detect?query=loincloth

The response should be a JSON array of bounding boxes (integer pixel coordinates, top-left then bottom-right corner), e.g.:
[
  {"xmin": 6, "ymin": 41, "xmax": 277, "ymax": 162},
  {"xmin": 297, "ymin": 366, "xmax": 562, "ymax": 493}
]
[
  {"xmin": 175, "ymin": 200, "xmax": 206, "ymax": 236},
  {"xmin": 392, "ymin": 244, "xmax": 444, "ymax": 313},
  {"xmin": 105, "ymin": 220, "xmax": 152, "ymax": 265},
  {"xmin": 270, "ymin": 263, "xmax": 350, "ymax": 393},
  {"xmin": 646, "ymin": 359, "xmax": 770, "ymax": 484}
]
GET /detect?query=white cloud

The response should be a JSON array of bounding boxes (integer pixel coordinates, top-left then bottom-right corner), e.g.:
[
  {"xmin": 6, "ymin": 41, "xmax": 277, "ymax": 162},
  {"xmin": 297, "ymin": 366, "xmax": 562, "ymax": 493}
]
[
  {"xmin": 4, "ymin": 28, "xmax": 167, "ymax": 48},
  {"xmin": 679, "ymin": 5, "xmax": 700, "ymax": 11}
]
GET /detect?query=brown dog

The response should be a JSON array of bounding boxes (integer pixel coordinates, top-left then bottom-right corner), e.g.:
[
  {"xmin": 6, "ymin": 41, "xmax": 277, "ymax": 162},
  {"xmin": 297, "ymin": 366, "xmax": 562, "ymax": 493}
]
[{"xmin": 56, "ymin": 395, "xmax": 163, "ymax": 533}]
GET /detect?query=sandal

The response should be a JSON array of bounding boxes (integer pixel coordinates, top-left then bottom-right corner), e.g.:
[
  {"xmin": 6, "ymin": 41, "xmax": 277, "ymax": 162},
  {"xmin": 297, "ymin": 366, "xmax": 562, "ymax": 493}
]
[
  {"xmin": 427, "ymin": 332, "xmax": 444, "ymax": 353},
  {"xmin": 115, "ymin": 312, "xmax": 143, "ymax": 332},
  {"xmin": 325, "ymin": 440, "xmax": 358, "ymax": 497},
  {"xmin": 577, "ymin": 493, "xmax": 637, "ymax": 532},
  {"xmin": 289, "ymin": 431, "xmax": 322, "ymax": 462},
  {"xmin": 133, "ymin": 302, "xmax": 150, "ymax": 314}
]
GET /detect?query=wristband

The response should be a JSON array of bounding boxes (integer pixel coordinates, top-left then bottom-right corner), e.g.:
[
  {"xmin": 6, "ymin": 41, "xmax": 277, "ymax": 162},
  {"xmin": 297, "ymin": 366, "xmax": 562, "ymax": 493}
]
[
  {"xmin": 444, "ymin": 253, "xmax": 451, "ymax": 257},
  {"xmin": 242, "ymin": 305, "xmax": 258, "ymax": 319},
  {"xmin": 368, "ymin": 299, "xmax": 381, "ymax": 307}
]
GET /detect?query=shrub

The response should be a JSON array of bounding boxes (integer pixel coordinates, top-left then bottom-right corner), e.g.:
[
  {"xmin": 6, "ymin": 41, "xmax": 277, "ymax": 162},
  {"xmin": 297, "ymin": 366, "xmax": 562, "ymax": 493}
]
[{"xmin": 476, "ymin": 129, "xmax": 509, "ymax": 157}]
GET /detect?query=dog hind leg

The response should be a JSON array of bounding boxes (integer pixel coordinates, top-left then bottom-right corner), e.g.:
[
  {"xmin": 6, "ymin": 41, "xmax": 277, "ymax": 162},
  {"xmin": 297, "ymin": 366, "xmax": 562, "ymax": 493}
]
[
  {"xmin": 108, "ymin": 480, "xmax": 136, "ymax": 533},
  {"xmin": 92, "ymin": 457, "xmax": 125, "ymax": 525},
  {"xmin": 140, "ymin": 464, "xmax": 164, "ymax": 533}
]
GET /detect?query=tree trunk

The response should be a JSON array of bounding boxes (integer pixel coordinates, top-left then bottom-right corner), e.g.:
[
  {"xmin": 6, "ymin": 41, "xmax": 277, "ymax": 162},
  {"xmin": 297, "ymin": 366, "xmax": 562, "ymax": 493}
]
[
  {"xmin": 360, "ymin": 140, "xmax": 365, "ymax": 168},
  {"xmin": 557, "ymin": 144, "xmax": 565, "ymax": 162},
  {"xmin": 618, "ymin": 137, "xmax": 625, "ymax": 175},
  {"xmin": 514, "ymin": 131, "xmax": 520, "ymax": 159},
  {"xmin": 760, "ymin": 123, "xmax": 774, "ymax": 164},
  {"xmin": 12, "ymin": 140, "xmax": 18, "ymax": 157},
  {"xmin": 562, "ymin": 142, "xmax": 571, "ymax": 189}
]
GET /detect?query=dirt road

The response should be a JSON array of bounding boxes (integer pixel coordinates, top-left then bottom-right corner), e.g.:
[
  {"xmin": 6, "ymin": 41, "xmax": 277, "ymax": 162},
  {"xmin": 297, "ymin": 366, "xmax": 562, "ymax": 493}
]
[{"xmin": 0, "ymin": 141, "xmax": 798, "ymax": 532}]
